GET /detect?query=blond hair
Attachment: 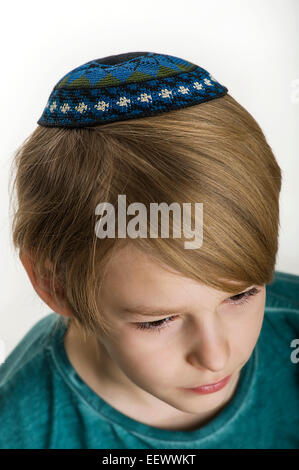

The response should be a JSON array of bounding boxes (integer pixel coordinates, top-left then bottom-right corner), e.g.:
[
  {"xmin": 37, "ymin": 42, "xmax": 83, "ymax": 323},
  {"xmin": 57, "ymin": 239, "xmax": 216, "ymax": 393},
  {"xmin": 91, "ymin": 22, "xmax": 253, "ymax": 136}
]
[{"xmin": 9, "ymin": 94, "xmax": 282, "ymax": 340}]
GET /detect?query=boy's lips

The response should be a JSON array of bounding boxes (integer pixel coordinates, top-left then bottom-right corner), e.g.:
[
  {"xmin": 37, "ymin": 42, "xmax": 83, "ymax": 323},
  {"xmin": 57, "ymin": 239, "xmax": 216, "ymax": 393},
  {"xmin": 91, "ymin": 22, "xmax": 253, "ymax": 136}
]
[
  {"xmin": 187, "ymin": 374, "xmax": 231, "ymax": 388},
  {"xmin": 181, "ymin": 374, "xmax": 233, "ymax": 394}
]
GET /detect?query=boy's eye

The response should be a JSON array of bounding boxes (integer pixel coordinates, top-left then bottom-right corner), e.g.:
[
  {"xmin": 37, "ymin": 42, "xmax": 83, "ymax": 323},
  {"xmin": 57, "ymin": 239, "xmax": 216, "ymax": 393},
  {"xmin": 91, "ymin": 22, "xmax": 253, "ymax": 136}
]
[{"xmin": 134, "ymin": 287, "xmax": 261, "ymax": 334}]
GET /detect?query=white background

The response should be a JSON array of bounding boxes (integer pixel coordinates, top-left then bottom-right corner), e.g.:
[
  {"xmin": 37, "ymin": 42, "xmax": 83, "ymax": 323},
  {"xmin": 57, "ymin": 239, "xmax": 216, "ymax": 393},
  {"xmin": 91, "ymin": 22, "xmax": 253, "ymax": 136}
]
[{"xmin": 0, "ymin": 0, "xmax": 298, "ymax": 360}]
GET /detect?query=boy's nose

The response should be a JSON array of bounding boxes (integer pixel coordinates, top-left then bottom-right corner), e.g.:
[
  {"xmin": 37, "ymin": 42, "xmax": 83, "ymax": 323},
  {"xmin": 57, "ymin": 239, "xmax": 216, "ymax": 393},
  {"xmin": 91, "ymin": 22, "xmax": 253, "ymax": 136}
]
[{"xmin": 186, "ymin": 319, "xmax": 231, "ymax": 373}]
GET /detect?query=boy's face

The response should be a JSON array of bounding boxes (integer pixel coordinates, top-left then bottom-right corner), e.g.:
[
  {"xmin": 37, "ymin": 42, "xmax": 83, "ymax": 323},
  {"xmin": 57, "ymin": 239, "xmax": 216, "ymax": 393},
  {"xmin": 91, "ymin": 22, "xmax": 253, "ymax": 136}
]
[{"xmin": 91, "ymin": 243, "xmax": 266, "ymax": 424}]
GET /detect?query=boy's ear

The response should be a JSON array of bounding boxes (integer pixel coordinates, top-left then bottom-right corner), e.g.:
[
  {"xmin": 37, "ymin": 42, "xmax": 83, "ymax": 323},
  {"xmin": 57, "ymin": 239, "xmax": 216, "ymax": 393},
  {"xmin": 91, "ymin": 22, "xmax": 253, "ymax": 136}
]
[{"xmin": 19, "ymin": 249, "xmax": 73, "ymax": 318}]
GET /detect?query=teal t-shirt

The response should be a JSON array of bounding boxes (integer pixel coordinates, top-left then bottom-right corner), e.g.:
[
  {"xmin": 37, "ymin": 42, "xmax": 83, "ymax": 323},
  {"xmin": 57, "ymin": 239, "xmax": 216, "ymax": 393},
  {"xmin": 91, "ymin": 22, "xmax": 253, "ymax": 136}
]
[{"xmin": 0, "ymin": 270, "xmax": 299, "ymax": 449}]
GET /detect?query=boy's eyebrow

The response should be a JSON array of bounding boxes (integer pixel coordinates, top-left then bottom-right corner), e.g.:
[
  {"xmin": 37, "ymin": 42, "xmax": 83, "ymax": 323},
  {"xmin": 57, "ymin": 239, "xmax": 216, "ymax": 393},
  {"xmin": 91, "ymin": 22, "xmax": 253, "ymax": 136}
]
[{"xmin": 121, "ymin": 305, "xmax": 185, "ymax": 317}]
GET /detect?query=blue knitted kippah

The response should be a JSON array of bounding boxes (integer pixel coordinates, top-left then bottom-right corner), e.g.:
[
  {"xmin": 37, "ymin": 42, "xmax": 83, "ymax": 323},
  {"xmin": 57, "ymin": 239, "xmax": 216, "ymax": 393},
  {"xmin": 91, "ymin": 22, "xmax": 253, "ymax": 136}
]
[{"xmin": 37, "ymin": 51, "xmax": 228, "ymax": 129}]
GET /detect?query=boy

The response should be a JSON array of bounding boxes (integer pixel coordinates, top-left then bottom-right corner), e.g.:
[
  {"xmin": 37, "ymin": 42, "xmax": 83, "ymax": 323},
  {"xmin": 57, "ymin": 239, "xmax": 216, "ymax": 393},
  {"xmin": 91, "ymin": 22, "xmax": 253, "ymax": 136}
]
[{"xmin": 1, "ymin": 51, "xmax": 299, "ymax": 449}]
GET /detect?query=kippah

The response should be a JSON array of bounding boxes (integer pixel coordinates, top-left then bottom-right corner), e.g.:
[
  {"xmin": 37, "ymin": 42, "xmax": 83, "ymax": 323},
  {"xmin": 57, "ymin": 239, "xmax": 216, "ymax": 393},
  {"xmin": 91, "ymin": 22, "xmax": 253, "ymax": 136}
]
[{"xmin": 37, "ymin": 51, "xmax": 228, "ymax": 129}]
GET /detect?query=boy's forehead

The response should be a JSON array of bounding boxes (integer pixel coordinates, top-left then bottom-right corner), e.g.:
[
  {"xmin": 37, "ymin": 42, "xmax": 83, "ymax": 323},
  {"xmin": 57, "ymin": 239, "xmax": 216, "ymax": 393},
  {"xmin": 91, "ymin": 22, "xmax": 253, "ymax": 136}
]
[
  {"xmin": 101, "ymin": 244, "xmax": 247, "ymax": 300},
  {"xmin": 101, "ymin": 249, "xmax": 246, "ymax": 311},
  {"xmin": 106, "ymin": 244, "xmax": 244, "ymax": 287}
]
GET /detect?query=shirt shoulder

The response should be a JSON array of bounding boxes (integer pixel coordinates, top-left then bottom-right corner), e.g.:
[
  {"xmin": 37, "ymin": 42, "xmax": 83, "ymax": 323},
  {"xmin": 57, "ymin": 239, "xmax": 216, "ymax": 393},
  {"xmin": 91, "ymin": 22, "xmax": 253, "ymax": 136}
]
[
  {"xmin": 264, "ymin": 270, "xmax": 299, "ymax": 357},
  {"xmin": 0, "ymin": 312, "xmax": 65, "ymax": 448},
  {"xmin": 266, "ymin": 270, "xmax": 299, "ymax": 310}
]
